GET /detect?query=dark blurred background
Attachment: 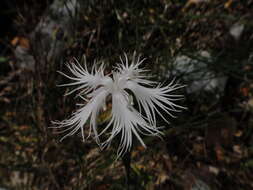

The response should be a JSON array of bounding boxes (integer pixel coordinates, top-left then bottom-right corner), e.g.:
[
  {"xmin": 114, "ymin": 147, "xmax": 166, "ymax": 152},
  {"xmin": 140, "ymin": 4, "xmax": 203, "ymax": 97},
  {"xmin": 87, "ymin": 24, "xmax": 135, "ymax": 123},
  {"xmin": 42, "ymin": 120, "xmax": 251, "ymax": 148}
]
[{"xmin": 0, "ymin": 0, "xmax": 253, "ymax": 189}]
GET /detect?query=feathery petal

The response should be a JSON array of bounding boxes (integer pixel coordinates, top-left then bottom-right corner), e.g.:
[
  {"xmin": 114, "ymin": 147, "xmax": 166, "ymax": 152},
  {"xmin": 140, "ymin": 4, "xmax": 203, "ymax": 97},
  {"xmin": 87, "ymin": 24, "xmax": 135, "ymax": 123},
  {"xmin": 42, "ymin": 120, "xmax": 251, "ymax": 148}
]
[
  {"xmin": 124, "ymin": 79, "xmax": 186, "ymax": 125},
  {"xmin": 52, "ymin": 88, "xmax": 109, "ymax": 142},
  {"xmin": 58, "ymin": 58, "xmax": 106, "ymax": 96},
  {"xmin": 101, "ymin": 91, "xmax": 161, "ymax": 157},
  {"xmin": 116, "ymin": 52, "xmax": 154, "ymax": 85}
]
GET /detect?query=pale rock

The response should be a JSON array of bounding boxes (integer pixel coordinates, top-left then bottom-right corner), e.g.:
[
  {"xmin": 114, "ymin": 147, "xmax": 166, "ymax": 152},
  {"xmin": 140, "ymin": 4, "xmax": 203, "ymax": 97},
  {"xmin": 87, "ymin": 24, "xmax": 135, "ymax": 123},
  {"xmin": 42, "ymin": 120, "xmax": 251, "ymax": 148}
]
[{"xmin": 172, "ymin": 51, "xmax": 227, "ymax": 95}]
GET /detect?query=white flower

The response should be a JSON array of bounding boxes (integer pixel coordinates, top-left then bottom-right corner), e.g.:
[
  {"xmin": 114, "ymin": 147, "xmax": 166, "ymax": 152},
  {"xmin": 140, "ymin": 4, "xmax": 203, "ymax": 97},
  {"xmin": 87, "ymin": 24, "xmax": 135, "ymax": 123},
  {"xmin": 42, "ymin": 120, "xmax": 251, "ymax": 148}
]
[{"xmin": 52, "ymin": 53, "xmax": 185, "ymax": 157}]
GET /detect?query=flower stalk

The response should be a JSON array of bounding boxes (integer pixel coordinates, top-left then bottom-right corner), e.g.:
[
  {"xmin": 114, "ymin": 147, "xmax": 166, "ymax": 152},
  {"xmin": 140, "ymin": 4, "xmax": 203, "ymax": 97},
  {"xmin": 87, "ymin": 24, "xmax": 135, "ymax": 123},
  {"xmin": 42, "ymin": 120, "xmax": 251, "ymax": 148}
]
[{"xmin": 122, "ymin": 150, "xmax": 132, "ymax": 190}]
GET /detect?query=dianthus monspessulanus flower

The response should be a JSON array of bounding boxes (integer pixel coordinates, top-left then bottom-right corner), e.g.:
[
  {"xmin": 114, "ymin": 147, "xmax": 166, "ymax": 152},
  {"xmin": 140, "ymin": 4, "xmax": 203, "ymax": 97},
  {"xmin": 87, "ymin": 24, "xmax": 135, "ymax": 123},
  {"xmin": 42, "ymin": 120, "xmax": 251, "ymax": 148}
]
[{"xmin": 52, "ymin": 53, "xmax": 186, "ymax": 156}]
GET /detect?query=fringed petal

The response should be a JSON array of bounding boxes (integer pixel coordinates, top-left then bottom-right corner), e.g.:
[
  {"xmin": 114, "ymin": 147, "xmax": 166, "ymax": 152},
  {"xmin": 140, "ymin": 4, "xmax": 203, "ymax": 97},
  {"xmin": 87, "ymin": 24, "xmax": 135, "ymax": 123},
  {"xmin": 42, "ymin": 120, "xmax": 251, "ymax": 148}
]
[
  {"xmin": 124, "ymin": 80, "xmax": 186, "ymax": 125},
  {"xmin": 58, "ymin": 58, "xmax": 107, "ymax": 96},
  {"xmin": 52, "ymin": 88, "xmax": 109, "ymax": 142},
  {"xmin": 101, "ymin": 92, "xmax": 161, "ymax": 158}
]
